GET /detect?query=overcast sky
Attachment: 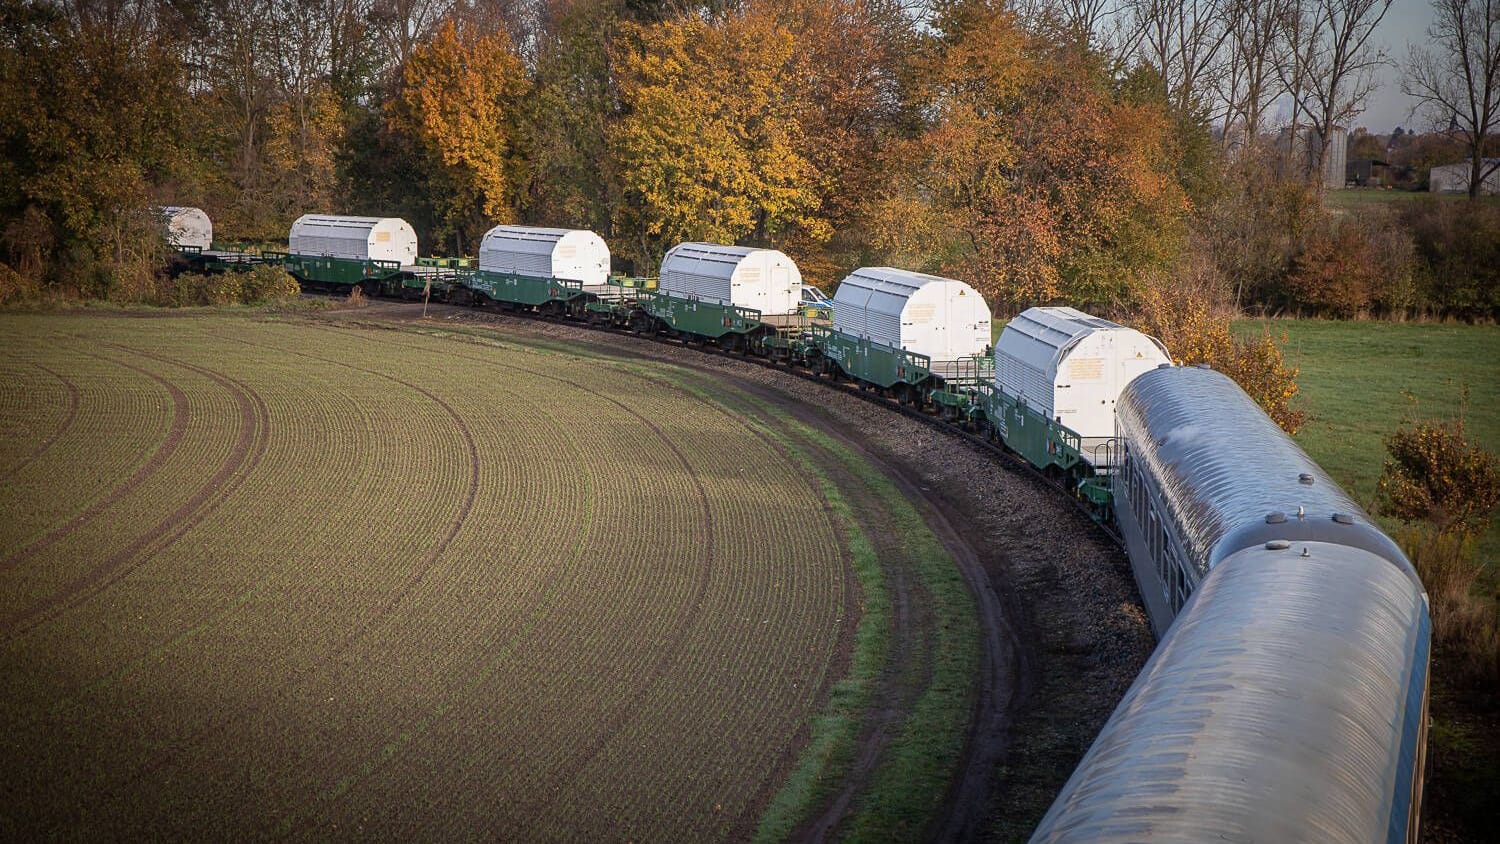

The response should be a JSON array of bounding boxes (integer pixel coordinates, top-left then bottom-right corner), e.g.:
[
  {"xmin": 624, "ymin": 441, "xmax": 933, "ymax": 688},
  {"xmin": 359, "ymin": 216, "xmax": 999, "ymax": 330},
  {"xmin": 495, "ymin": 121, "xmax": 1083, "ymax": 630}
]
[{"xmin": 1358, "ymin": 0, "xmax": 1438, "ymax": 134}]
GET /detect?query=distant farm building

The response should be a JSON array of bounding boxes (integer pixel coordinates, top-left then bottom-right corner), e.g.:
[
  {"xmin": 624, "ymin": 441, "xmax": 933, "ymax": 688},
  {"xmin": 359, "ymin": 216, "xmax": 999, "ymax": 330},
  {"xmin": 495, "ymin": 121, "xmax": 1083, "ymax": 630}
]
[
  {"xmin": 1277, "ymin": 125, "xmax": 1347, "ymax": 189},
  {"xmin": 1429, "ymin": 160, "xmax": 1500, "ymax": 195},
  {"xmin": 1345, "ymin": 158, "xmax": 1391, "ymax": 188}
]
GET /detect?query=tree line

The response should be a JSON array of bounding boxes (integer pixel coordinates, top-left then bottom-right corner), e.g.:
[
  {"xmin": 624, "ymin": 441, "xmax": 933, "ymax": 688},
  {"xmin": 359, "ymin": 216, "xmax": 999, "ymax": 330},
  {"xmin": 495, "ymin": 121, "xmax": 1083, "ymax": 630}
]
[{"xmin": 1, "ymin": 0, "xmax": 1496, "ymax": 323}]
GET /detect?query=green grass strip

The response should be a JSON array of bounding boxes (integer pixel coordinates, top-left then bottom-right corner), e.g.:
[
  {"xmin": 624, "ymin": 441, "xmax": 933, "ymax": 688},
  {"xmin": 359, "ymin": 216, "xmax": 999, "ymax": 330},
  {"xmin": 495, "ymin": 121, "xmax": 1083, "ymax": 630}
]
[
  {"xmin": 654, "ymin": 369, "xmax": 978, "ymax": 841},
  {"xmin": 799, "ymin": 426, "xmax": 980, "ymax": 843},
  {"xmin": 360, "ymin": 318, "xmax": 980, "ymax": 839},
  {"xmin": 752, "ymin": 466, "xmax": 888, "ymax": 842}
]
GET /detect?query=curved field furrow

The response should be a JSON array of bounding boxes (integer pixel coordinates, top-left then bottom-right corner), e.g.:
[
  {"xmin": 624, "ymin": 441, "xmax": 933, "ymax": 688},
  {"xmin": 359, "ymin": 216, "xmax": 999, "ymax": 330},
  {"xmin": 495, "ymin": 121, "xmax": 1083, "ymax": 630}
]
[
  {"xmin": 96, "ymin": 325, "xmax": 609, "ymax": 839},
  {"xmin": 291, "ymin": 327, "xmax": 842, "ymax": 841},
  {"xmin": 0, "ymin": 313, "xmax": 854, "ymax": 842},
  {"xmin": 482, "ymin": 365, "xmax": 725, "ymax": 810},
  {"xmin": 0, "ymin": 350, "xmax": 190, "ymax": 587},
  {"xmin": 291, "ymin": 327, "xmax": 728, "ymax": 834},
  {"xmin": 0, "ymin": 346, "xmax": 267, "ymax": 639},
  {"xmin": 0, "ymin": 362, "xmax": 81, "ymax": 482},
  {"xmin": 7, "ymin": 346, "xmax": 274, "ymax": 640},
  {"xmin": 103, "ymin": 334, "xmax": 493, "ymax": 820}
]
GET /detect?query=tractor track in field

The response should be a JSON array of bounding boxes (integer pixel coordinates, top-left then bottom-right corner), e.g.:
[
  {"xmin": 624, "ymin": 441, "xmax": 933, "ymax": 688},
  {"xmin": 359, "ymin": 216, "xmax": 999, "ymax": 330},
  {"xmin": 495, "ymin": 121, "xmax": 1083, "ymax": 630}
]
[
  {"xmin": 2, "ymin": 347, "xmax": 271, "ymax": 639},
  {"xmin": 0, "ymin": 361, "xmax": 81, "ymax": 483},
  {"xmin": 109, "ymin": 335, "xmax": 490, "ymax": 808},
  {"xmin": 634, "ymin": 344, "xmax": 1022, "ymax": 844},
  {"xmin": 233, "ymin": 335, "xmax": 484, "ymax": 654},
  {"xmin": 299, "ymin": 325, "xmax": 741, "ymax": 817},
  {"xmin": 331, "ymin": 300, "xmax": 1153, "ymax": 841},
  {"xmin": 312, "ymin": 323, "xmax": 876, "ymax": 840},
  {"xmin": 0, "ymin": 350, "xmax": 189, "ymax": 578},
  {"xmin": 331, "ymin": 303, "xmax": 1035, "ymax": 842}
]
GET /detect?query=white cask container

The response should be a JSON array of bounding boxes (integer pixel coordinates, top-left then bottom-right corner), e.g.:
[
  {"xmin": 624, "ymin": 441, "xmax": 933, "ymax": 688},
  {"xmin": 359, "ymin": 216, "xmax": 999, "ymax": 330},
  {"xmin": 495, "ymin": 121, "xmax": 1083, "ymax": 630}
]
[
  {"xmin": 658, "ymin": 243, "xmax": 802, "ymax": 315},
  {"xmin": 289, "ymin": 214, "xmax": 418, "ymax": 265}
]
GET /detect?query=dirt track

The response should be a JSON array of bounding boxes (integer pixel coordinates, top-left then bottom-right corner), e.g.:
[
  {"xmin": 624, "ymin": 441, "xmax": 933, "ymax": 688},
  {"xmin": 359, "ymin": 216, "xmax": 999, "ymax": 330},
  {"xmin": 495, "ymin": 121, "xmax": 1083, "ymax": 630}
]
[{"xmin": 344, "ymin": 301, "xmax": 1155, "ymax": 840}]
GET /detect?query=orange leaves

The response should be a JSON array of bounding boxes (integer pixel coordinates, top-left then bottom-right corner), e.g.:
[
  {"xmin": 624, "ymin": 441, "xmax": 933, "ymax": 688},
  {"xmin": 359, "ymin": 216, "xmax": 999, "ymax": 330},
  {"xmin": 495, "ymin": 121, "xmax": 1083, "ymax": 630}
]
[
  {"xmin": 1381, "ymin": 417, "xmax": 1500, "ymax": 537},
  {"xmin": 1128, "ymin": 273, "xmax": 1306, "ymax": 434},
  {"xmin": 392, "ymin": 20, "xmax": 528, "ymax": 242},
  {"xmin": 610, "ymin": 2, "xmax": 846, "ymax": 270},
  {"xmin": 889, "ymin": 1, "xmax": 1190, "ymax": 314},
  {"xmin": 264, "ymin": 84, "xmax": 343, "ymax": 215}
]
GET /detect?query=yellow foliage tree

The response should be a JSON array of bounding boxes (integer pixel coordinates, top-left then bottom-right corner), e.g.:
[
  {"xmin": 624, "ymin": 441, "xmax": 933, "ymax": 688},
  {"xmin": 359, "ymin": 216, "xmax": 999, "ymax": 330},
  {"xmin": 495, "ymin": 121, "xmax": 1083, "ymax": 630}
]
[
  {"xmin": 264, "ymin": 83, "xmax": 344, "ymax": 222},
  {"xmin": 611, "ymin": 5, "xmax": 830, "ymax": 271},
  {"xmin": 1129, "ymin": 264, "xmax": 1306, "ymax": 434},
  {"xmin": 392, "ymin": 20, "xmax": 528, "ymax": 251},
  {"xmin": 874, "ymin": 1, "xmax": 1189, "ymax": 313}
]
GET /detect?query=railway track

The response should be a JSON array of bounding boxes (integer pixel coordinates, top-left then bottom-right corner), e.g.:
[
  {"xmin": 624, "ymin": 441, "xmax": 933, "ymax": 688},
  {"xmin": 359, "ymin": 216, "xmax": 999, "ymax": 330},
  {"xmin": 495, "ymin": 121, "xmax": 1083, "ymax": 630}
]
[
  {"xmin": 336, "ymin": 295, "xmax": 1127, "ymax": 843},
  {"xmin": 461, "ymin": 298, "xmax": 1125, "ymax": 548}
]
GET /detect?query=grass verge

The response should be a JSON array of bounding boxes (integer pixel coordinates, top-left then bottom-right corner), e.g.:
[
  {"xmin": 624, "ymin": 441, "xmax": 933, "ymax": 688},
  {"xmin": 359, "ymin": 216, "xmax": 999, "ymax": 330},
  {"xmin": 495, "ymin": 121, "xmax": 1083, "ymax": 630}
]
[
  {"xmin": 1233, "ymin": 318, "xmax": 1500, "ymax": 563},
  {"xmin": 652, "ymin": 368, "xmax": 980, "ymax": 841}
]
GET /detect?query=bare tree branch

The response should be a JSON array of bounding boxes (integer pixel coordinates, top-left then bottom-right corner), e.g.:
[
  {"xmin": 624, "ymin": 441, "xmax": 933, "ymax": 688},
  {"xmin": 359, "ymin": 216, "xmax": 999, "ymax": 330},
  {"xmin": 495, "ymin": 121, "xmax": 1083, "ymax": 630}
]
[
  {"xmin": 1276, "ymin": 0, "xmax": 1393, "ymax": 186},
  {"xmin": 1404, "ymin": 0, "xmax": 1500, "ymax": 197}
]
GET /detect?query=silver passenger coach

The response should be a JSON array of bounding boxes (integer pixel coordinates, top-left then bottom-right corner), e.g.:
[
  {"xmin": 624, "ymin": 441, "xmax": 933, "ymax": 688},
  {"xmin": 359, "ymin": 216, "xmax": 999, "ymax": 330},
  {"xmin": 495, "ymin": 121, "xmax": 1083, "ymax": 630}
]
[{"xmin": 1032, "ymin": 365, "xmax": 1431, "ymax": 844}]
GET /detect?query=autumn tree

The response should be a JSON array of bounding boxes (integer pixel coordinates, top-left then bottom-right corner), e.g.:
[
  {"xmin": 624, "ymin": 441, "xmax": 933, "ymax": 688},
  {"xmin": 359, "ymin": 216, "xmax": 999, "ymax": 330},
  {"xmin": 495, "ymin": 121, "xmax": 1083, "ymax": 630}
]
[
  {"xmin": 0, "ymin": 0, "xmax": 194, "ymax": 296},
  {"xmin": 610, "ymin": 3, "xmax": 830, "ymax": 272},
  {"xmin": 391, "ymin": 17, "xmax": 529, "ymax": 252},
  {"xmin": 1220, "ymin": 0, "xmax": 1294, "ymax": 152},
  {"xmin": 519, "ymin": 0, "xmax": 621, "ymax": 235},
  {"xmin": 875, "ymin": 1, "xmax": 1189, "ymax": 313},
  {"xmin": 1128, "ymin": 267, "xmax": 1307, "ymax": 433},
  {"xmin": 1123, "ymin": 0, "xmax": 1232, "ymax": 121},
  {"xmin": 1278, "ymin": 0, "xmax": 1393, "ymax": 186}
]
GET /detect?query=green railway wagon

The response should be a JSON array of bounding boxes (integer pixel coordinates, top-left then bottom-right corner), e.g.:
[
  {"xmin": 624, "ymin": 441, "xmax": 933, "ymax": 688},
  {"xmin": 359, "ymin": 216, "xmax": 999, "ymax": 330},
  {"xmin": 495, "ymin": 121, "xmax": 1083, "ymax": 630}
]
[
  {"xmin": 171, "ymin": 244, "xmax": 267, "ymax": 275},
  {"xmin": 582, "ymin": 276, "xmax": 659, "ymax": 326},
  {"xmin": 267, "ymin": 251, "xmax": 403, "ymax": 292},
  {"xmin": 395, "ymin": 257, "xmax": 475, "ymax": 302},
  {"xmin": 461, "ymin": 269, "xmax": 586, "ymax": 308},
  {"xmin": 985, "ymin": 387, "xmax": 1087, "ymax": 478},
  {"xmin": 929, "ymin": 356, "xmax": 993, "ymax": 424},
  {"xmin": 813, "ymin": 326, "xmax": 934, "ymax": 391},
  {"xmin": 641, "ymin": 291, "xmax": 766, "ymax": 340}
]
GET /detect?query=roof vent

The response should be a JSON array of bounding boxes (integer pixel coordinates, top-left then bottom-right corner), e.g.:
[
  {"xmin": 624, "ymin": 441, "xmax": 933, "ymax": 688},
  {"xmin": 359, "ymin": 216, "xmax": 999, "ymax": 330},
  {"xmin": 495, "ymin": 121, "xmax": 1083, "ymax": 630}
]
[
  {"xmin": 1265, "ymin": 540, "xmax": 1291, "ymax": 550},
  {"xmin": 1265, "ymin": 512, "xmax": 1287, "ymax": 524},
  {"xmin": 1332, "ymin": 513, "xmax": 1355, "ymax": 525},
  {"xmin": 1298, "ymin": 473, "xmax": 1314, "ymax": 485},
  {"xmin": 1300, "ymin": 547, "xmax": 1311, "ymax": 558}
]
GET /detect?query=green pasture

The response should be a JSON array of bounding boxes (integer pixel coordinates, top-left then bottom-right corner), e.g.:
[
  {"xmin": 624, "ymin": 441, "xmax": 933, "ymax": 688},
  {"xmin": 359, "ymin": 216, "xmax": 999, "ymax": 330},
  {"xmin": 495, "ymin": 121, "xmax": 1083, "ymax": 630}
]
[{"xmin": 1236, "ymin": 318, "xmax": 1500, "ymax": 562}]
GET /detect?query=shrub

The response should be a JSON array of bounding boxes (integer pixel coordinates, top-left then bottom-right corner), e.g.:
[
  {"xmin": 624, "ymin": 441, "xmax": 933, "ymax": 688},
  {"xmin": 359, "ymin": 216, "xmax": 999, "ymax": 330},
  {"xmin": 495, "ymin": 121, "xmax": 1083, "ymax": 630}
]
[
  {"xmin": 1128, "ymin": 265, "xmax": 1306, "ymax": 434},
  {"xmin": 213, "ymin": 272, "xmax": 250, "ymax": 305},
  {"xmin": 1283, "ymin": 209, "xmax": 1417, "ymax": 318},
  {"xmin": 1401, "ymin": 198, "xmax": 1500, "ymax": 320},
  {"xmin": 1379, "ymin": 416, "xmax": 1500, "ymax": 537},
  {"xmin": 240, "ymin": 264, "xmax": 301, "ymax": 304},
  {"xmin": 158, "ymin": 272, "xmax": 208, "ymax": 307},
  {"xmin": 1217, "ymin": 331, "xmax": 1307, "ymax": 435},
  {"xmin": 1398, "ymin": 526, "xmax": 1500, "ymax": 693},
  {"xmin": 0, "ymin": 262, "xmax": 40, "ymax": 305},
  {"xmin": 1192, "ymin": 172, "xmax": 1318, "ymax": 311}
]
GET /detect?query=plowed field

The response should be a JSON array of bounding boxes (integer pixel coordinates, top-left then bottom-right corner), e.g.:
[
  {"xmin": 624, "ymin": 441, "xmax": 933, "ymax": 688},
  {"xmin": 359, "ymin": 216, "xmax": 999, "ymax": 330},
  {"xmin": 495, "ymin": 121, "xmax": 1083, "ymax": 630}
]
[{"xmin": 0, "ymin": 313, "xmax": 858, "ymax": 840}]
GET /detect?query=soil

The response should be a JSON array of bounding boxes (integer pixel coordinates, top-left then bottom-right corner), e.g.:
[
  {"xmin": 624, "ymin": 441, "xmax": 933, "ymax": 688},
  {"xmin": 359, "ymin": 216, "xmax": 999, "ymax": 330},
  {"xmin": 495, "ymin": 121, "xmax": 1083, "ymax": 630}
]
[{"xmin": 332, "ymin": 301, "xmax": 1156, "ymax": 841}]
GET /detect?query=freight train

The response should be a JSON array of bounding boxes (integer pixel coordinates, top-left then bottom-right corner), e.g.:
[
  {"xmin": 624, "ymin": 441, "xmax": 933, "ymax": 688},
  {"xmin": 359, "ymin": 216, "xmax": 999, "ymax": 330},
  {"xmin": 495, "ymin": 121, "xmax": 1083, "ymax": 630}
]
[{"xmin": 168, "ymin": 209, "xmax": 1432, "ymax": 843}]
